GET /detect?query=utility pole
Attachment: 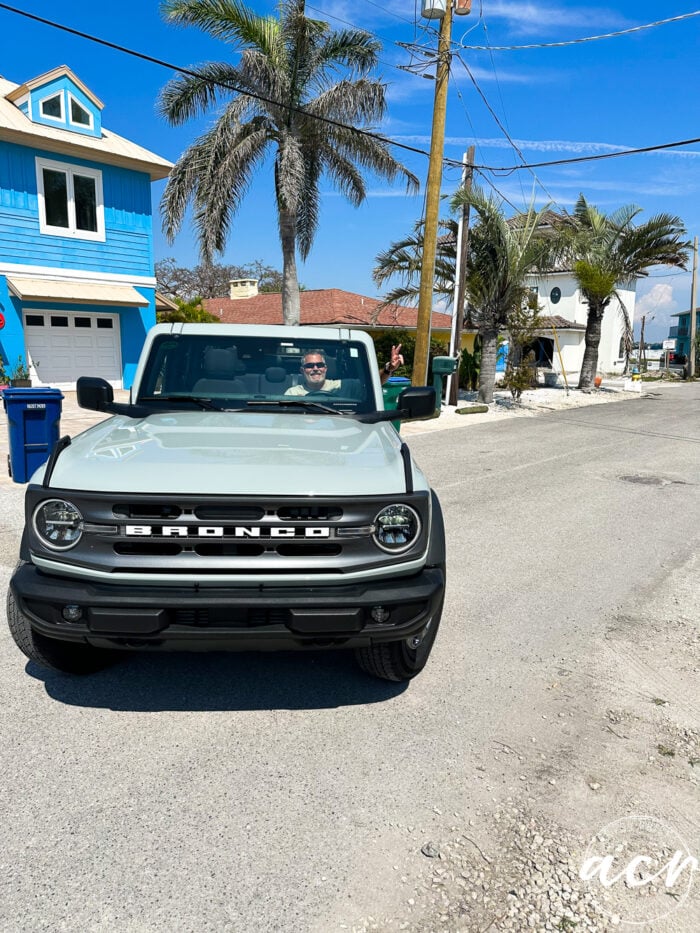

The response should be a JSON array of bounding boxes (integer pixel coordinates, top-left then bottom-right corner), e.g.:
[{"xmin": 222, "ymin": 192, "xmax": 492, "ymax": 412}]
[
  {"xmin": 639, "ymin": 315, "xmax": 647, "ymax": 372},
  {"xmin": 446, "ymin": 146, "xmax": 474, "ymax": 405},
  {"xmin": 688, "ymin": 235, "xmax": 698, "ymax": 378},
  {"xmin": 411, "ymin": 1, "xmax": 453, "ymax": 386}
]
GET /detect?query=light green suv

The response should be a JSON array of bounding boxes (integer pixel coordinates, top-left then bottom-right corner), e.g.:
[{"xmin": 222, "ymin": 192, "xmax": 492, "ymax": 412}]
[{"xmin": 8, "ymin": 324, "xmax": 446, "ymax": 682}]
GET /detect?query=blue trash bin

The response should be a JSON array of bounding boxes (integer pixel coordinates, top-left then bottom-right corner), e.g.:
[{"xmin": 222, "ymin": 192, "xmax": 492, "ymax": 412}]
[{"xmin": 3, "ymin": 387, "xmax": 64, "ymax": 483}]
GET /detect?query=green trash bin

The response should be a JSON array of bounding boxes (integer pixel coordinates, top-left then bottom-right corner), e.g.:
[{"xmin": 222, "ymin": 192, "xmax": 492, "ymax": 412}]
[{"xmin": 382, "ymin": 376, "xmax": 411, "ymax": 431}]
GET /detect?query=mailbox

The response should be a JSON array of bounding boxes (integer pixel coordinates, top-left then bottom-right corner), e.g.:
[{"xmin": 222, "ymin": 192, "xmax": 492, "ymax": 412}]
[
  {"xmin": 431, "ymin": 356, "xmax": 459, "ymax": 375},
  {"xmin": 431, "ymin": 356, "xmax": 459, "ymax": 412}
]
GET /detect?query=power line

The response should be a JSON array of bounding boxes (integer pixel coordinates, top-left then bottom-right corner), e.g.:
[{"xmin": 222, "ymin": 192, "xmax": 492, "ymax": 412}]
[
  {"xmin": 356, "ymin": 0, "xmax": 429, "ymax": 30},
  {"xmin": 0, "ymin": 1, "xmax": 439, "ymax": 166},
  {"xmin": 476, "ymin": 136, "xmax": 700, "ymax": 173},
  {"xmin": 457, "ymin": 9, "xmax": 700, "ymax": 51},
  {"xmin": 477, "ymin": 18, "xmax": 528, "ymax": 207},
  {"xmin": 4, "ymin": 2, "xmax": 698, "ymax": 177},
  {"xmin": 454, "ymin": 52, "xmax": 556, "ymax": 203},
  {"xmin": 305, "ymin": 2, "xmax": 434, "ymax": 73}
]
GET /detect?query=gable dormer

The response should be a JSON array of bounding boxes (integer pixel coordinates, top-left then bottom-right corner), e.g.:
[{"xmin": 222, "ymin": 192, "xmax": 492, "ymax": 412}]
[{"xmin": 5, "ymin": 65, "xmax": 102, "ymax": 138}]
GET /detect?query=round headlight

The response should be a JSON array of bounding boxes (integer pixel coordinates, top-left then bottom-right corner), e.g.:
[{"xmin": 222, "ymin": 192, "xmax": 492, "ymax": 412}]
[
  {"xmin": 33, "ymin": 499, "xmax": 83, "ymax": 550},
  {"xmin": 373, "ymin": 504, "xmax": 421, "ymax": 553}
]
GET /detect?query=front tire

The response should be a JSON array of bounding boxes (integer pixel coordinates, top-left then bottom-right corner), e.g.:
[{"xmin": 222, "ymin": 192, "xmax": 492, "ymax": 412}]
[
  {"xmin": 354, "ymin": 599, "xmax": 443, "ymax": 683},
  {"xmin": 7, "ymin": 585, "xmax": 115, "ymax": 675}
]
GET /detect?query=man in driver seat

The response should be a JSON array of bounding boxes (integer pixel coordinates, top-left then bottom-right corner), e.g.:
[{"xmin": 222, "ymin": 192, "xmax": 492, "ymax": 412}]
[{"xmin": 285, "ymin": 346, "xmax": 403, "ymax": 396}]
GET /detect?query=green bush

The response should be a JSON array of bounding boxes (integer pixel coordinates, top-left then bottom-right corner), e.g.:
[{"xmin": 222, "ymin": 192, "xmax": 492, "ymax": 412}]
[
  {"xmin": 459, "ymin": 338, "xmax": 481, "ymax": 391},
  {"xmin": 371, "ymin": 330, "xmax": 449, "ymax": 381},
  {"xmin": 157, "ymin": 296, "xmax": 219, "ymax": 323}
]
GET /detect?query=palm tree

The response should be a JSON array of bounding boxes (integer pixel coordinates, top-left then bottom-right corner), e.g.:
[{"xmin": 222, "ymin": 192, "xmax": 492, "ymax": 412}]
[
  {"xmin": 158, "ymin": 0, "xmax": 418, "ymax": 325},
  {"xmin": 554, "ymin": 195, "xmax": 690, "ymax": 390},
  {"xmin": 451, "ymin": 186, "xmax": 553, "ymax": 404},
  {"xmin": 372, "ymin": 219, "xmax": 458, "ymax": 309}
]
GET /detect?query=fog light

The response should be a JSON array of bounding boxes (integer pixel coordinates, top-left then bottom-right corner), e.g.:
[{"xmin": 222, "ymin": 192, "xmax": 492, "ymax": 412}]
[
  {"xmin": 370, "ymin": 606, "xmax": 390, "ymax": 623},
  {"xmin": 62, "ymin": 604, "xmax": 83, "ymax": 623}
]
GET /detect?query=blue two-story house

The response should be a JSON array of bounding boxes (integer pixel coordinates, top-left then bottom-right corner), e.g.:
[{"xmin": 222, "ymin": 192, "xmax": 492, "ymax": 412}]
[
  {"xmin": 0, "ymin": 65, "xmax": 172, "ymax": 389},
  {"xmin": 668, "ymin": 308, "xmax": 695, "ymax": 360}
]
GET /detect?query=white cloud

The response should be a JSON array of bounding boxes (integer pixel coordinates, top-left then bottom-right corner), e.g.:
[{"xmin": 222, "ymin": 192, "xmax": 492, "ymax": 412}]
[
  {"xmin": 636, "ymin": 282, "xmax": 677, "ymax": 318},
  {"xmin": 395, "ymin": 135, "xmax": 632, "ymax": 154},
  {"xmin": 480, "ymin": 2, "xmax": 626, "ymax": 35},
  {"xmin": 633, "ymin": 279, "xmax": 692, "ymax": 338}
]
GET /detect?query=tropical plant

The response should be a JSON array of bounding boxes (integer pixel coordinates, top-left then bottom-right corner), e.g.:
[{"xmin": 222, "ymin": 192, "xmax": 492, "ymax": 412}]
[
  {"xmin": 501, "ymin": 294, "xmax": 543, "ymax": 401},
  {"xmin": 10, "ymin": 355, "xmax": 30, "ymax": 381},
  {"xmin": 451, "ymin": 186, "xmax": 553, "ymax": 404},
  {"xmin": 156, "ymin": 296, "xmax": 220, "ymax": 323},
  {"xmin": 551, "ymin": 195, "xmax": 690, "ymax": 390},
  {"xmin": 372, "ymin": 219, "xmax": 459, "ymax": 309},
  {"xmin": 371, "ymin": 329, "xmax": 448, "ymax": 380},
  {"xmin": 458, "ymin": 338, "xmax": 480, "ymax": 391},
  {"xmin": 158, "ymin": 0, "xmax": 418, "ymax": 325}
]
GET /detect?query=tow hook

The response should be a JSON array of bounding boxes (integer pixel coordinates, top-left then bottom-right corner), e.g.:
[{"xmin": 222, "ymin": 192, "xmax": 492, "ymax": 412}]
[{"xmin": 408, "ymin": 618, "xmax": 432, "ymax": 648}]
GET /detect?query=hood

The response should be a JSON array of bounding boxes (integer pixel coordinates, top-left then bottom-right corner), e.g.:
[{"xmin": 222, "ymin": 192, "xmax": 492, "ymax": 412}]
[{"xmin": 39, "ymin": 410, "xmax": 428, "ymax": 496}]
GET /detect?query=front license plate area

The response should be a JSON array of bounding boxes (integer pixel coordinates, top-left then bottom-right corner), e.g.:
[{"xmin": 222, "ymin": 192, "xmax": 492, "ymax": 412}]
[
  {"xmin": 88, "ymin": 608, "xmax": 167, "ymax": 634},
  {"xmin": 288, "ymin": 608, "xmax": 363, "ymax": 634}
]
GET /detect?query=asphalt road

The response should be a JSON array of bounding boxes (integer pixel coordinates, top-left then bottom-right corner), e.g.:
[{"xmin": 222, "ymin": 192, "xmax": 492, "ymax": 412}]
[{"xmin": 0, "ymin": 383, "xmax": 698, "ymax": 932}]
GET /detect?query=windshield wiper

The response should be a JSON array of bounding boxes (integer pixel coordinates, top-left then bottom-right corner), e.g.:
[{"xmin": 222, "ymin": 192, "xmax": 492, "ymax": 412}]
[
  {"xmin": 139, "ymin": 394, "xmax": 222, "ymax": 411},
  {"xmin": 246, "ymin": 399, "xmax": 341, "ymax": 415}
]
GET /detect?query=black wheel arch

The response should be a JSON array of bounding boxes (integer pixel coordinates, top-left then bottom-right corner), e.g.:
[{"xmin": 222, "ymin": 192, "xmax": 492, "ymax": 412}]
[{"xmin": 425, "ymin": 489, "xmax": 446, "ymax": 568}]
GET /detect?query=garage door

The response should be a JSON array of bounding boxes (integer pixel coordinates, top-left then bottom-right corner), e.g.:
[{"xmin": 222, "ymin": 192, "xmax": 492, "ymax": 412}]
[{"xmin": 23, "ymin": 310, "xmax": 122, "ymax": 388}]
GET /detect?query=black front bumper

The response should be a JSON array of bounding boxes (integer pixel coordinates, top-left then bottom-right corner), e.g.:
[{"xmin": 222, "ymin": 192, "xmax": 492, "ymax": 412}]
[{"xmin": 10, "ymin": 562, "xmax": 445, "ymax": 652}]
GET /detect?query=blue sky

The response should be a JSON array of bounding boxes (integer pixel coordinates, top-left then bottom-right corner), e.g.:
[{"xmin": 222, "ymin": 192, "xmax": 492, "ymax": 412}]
[{"xmin": 2, "ymin": 1, "xmax": 699, "ymax": 341}]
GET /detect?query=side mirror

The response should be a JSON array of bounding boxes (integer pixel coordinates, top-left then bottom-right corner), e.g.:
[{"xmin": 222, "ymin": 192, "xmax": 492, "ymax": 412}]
[
  {"xmin": 397, "ymin": 386, "xmax": 436, "ymax": 421},
  {"xmin": 77, "ymin": 376, "xmax": 114, "ymax": 412}
]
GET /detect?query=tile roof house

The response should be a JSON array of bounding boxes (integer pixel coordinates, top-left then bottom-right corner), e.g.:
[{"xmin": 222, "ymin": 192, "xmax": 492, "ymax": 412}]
[
  {"xmin": 203, "ymin": 283, "xmax": 453, "ymax": 330},
  {"xmin": 201, "ymin": 282, "xmax": 478, "ymax": 356}
]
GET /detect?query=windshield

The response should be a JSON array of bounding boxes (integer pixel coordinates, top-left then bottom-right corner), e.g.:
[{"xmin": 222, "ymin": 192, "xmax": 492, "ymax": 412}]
[{"xmin": 137, "ymin": 334, "xmax": 376, "ymax": 414}]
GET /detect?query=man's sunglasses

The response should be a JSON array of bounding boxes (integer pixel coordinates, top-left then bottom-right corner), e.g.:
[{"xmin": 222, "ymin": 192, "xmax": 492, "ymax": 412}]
[{"xmin": 302, "ymin": 362, "xmax": 326, "ymax": 370}]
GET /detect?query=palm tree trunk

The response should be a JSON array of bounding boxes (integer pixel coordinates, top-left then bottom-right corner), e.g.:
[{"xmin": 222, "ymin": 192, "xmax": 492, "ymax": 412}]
[
  {"xmin": 578, "ymin": 304, "xmax": 604, "ymax": 390},
  {"xmin": 477, "ymin": 326, "xmax": 499, "ymax": 404},
  {"xmin": 279, "ymin": 208, "xmax": 301, "ymax": 326}
]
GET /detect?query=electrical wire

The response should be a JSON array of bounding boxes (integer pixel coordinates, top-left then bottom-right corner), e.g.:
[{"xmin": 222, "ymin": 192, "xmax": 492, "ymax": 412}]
[
  {"xmin": 478, "ymin": 17, "xmax": 528, "ymax": 207},
  {"xmin": 302, "ymin": 5, "xmax": 408, "ymax": 73},
  {"xmin": 0, "ymin": 1, "xmax": 439, "ymax": 166},
  {"xmin": 2, "ymin": 2, "xmax": 698, "ymax": 176},
  {"xmin": 457, "ymin": 9, "xmax": 700, "ymax": 51},
  {"xmin": 476, "ymin": 136, "xmax": 700, "ymax": 173},
  {"xmin": 454, "ymin": 52, "xmax": 557, "ymax": 203},
  {"xmin": 305, "ymin": 2, "xmax": 437, "ymax": 74}
]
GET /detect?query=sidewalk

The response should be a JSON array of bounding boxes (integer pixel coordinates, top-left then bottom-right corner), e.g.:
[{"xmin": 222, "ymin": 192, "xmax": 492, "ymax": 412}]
[
  {"xmin": 400, "ymin": 377, "xmax": 645, "ymax": 436},
  {"xmin": 0, "ymin": 380, "xmax": 646, "ymax": 486},
  {"xmin": 0, "ymin": 389, "xmax": 130, "ymax": 488}
]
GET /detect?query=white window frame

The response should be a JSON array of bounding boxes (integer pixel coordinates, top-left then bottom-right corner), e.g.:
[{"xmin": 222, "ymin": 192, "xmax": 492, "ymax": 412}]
[
  {"xmin": 36, "ymin": 157, "xmax": 105, "ymax": 242},
  {"xmin": 38, "ymin": 91, "xmax": 65, "ymax": 124},
  {"xmin": 67, "ymin": 92, "xmax": 93, "ymax": 130}
]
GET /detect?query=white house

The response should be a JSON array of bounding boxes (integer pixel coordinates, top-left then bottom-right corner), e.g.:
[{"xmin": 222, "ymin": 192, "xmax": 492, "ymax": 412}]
[{"xmin": 526, "ymin": 270, "xmax": 635, "ymax": 379}]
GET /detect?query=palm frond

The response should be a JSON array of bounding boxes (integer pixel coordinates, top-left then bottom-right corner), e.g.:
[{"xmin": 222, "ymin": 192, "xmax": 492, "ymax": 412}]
[
  {"xmin": 162, "ymin": 0, "xmax": 279, "ymax": 53},
  {"xmin": 159, "ymin": 0, "xmax": 419, "ymax": 315}
]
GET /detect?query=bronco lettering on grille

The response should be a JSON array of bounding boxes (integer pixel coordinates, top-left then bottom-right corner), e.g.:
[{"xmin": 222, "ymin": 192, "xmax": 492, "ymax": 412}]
[{"xmin": 125, "ymin": 525, "xmax": 330, "ymax": 539}]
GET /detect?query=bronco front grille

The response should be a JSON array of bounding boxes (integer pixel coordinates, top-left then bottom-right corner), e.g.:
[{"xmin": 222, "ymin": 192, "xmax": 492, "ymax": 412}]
[{"xmin": 27, "ymin": 490, "xmax": 430, "ymax": 577}]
